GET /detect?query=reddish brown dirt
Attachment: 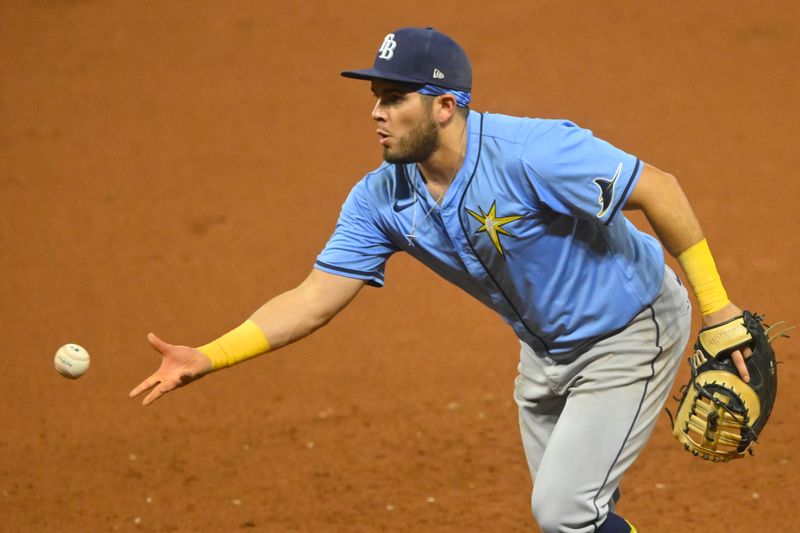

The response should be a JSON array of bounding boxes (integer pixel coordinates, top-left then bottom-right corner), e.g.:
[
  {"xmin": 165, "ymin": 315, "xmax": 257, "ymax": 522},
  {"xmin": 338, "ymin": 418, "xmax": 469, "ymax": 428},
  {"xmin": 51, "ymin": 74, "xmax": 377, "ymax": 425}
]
[{"xmin": 1, "ymin": 2, "xmax": 798, "ymax": 532}]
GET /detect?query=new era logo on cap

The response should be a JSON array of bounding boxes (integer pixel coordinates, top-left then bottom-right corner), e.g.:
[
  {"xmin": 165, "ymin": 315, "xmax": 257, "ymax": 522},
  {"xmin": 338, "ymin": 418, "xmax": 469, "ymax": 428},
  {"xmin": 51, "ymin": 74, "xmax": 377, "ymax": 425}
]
[{"xmin": 341, "ymin": 27, "xmax": 472, "ymax": 92}]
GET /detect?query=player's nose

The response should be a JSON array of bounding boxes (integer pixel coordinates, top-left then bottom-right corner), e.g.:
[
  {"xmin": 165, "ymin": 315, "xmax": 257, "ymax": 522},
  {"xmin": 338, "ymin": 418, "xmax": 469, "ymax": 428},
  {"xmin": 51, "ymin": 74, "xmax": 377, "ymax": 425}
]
[{"xmin": 371, "ymin": 99, "xmax": 386, "ymax": 122}]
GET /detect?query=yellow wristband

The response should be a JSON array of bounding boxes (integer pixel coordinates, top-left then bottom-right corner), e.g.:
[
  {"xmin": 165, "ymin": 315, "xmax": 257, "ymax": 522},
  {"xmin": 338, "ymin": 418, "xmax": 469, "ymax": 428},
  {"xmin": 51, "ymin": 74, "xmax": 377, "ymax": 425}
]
[
  {"xmin": 197, "ymin": 320, "xmax": 271, "ymax": 370},
  {"xmin": 677, "ymin": 238, "xmax": 730, "ymax": 315}
]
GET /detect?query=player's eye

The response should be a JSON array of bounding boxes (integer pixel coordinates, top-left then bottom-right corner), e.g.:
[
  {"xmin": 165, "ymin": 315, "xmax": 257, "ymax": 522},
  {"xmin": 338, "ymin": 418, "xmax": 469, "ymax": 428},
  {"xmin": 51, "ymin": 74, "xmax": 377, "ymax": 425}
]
[{"xmin": 383, "ymin": 93, "xmax": 403, "ymax": 105}]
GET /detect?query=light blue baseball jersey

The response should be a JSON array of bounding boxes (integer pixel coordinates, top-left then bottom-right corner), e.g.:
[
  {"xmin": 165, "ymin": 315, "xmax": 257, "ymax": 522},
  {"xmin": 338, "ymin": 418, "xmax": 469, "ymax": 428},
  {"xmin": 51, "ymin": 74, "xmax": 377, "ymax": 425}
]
[{"xmin": 315, "ymin": 111, "xmax": 665, "ymax": 356}]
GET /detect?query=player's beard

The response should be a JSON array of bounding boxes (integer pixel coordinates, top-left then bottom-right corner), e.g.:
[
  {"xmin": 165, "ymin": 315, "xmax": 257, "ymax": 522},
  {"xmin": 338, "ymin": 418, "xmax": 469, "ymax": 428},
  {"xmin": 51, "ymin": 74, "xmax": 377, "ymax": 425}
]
[{"xmin": 382, "ymin": 105, "xmax": 440, "ymax": 164}]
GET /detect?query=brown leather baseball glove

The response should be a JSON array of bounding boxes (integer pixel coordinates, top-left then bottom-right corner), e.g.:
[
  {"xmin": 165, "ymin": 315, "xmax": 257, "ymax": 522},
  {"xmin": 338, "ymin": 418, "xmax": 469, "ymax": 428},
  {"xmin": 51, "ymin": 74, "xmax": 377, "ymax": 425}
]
[{"xmin": 671, "ymin": 311, "xmax": 791, "ymax": 462}]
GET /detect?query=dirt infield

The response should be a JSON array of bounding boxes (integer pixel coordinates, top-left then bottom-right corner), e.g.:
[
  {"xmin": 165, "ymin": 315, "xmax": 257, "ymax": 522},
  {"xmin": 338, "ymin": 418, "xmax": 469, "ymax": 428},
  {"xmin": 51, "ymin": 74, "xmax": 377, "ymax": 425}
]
[{"xmin": 1, "ymin": 2, "xmax": 798, "ymax": 531}]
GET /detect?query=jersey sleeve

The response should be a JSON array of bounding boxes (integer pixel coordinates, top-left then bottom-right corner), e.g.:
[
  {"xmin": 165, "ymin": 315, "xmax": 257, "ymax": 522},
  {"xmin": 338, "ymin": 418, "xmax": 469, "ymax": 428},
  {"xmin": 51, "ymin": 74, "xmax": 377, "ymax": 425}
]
[
  {"xmin": 314, "ymin": 180, "xmax": 399, "ymax": 287},
  {"xmin": 520, "ymin": 120, "xmax": 643, "ymax": 224}
]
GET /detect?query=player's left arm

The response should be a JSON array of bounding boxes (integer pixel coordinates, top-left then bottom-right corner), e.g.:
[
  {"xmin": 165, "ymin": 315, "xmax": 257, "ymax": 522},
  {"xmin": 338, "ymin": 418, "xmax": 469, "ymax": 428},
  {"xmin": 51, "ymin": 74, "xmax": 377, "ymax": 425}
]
[{"xmin": 624, "ymin": 163, "xmax": 751, "ymax": 380}]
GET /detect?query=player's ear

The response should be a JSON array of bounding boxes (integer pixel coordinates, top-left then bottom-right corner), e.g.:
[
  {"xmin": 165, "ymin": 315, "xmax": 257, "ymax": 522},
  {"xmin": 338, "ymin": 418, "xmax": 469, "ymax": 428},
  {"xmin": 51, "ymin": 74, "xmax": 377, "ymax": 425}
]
[{"xmin": 434, "ymin": 94, "xmax": 458, "ymax": 124}]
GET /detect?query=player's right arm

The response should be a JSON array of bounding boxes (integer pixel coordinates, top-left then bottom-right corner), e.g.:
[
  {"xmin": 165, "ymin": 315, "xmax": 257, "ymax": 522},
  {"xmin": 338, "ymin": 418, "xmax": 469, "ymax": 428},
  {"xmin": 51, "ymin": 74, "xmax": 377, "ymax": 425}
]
[{"xmin": 129, "ymin": 269, "xmax": 365, "ymax": 406}]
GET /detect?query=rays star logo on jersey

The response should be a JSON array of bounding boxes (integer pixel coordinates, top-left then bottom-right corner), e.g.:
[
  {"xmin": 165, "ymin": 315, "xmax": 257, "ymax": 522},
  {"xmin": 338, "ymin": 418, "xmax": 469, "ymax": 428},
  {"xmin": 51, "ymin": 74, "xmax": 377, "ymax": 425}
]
[
  {"xmin": 465, "ymin": 201, "xmax": 523, "ymax": 256},
  {"xmin": 593, "ymin": 162, "xmax": 624, "ymax": 218}
]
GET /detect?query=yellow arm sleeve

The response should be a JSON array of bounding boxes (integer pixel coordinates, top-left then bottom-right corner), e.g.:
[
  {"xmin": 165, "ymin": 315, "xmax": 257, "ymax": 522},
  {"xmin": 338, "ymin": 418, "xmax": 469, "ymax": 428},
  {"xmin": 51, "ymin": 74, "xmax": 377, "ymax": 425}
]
[
  {"xmin": 197, "ymin": 320, "xmax": 271, "ymax": 370},
  {"xmin": 676, "ymin": 238, "xmax": 730, "ymax": 315}
]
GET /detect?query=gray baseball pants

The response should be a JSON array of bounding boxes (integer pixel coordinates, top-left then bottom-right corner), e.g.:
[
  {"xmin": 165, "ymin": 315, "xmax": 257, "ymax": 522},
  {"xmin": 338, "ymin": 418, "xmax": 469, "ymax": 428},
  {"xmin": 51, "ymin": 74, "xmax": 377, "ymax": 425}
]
[{"xmin": 514, "ymin": 267, "xmax": 691, "ymax": 533}]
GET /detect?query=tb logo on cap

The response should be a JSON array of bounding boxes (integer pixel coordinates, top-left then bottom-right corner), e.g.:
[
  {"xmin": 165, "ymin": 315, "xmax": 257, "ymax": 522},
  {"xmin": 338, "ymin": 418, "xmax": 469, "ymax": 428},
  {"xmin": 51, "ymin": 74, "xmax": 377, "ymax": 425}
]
[{"xmin": 378, "ymin": 33, "xmax": 397, "ymax": 60}]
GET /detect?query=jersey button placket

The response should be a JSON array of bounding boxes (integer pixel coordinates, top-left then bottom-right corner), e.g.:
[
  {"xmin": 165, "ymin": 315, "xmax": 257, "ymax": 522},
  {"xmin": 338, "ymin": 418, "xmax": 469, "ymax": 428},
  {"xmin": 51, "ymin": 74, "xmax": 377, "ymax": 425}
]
[{"xmin": 441, "ymin": 206, "xmax": 485, "ymax": 279}]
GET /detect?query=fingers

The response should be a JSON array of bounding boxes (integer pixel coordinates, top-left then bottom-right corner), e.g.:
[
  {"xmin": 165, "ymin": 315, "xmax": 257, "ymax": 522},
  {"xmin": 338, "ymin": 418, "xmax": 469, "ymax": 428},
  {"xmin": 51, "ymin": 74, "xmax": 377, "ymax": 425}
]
[
  {"xmin": 731, "ymin": 350, "xmax": 750, "ymax": 383},
  {"xmin": 142, "ymin": 376, "xmax": 181, "ymax": 406},
  {"xmin": 130, "ymin": 333, "xmax": 168, "ymax": 400},
  {"xmin": 143, "ymin": 386, "xmax": 166, "ymax": 406},
  {"xmin": 130, "ymin": 374, "xmax": 171, "ymax": 405},
  {"xmin": 147, "ymin": 332, "xmax": 172, "ymax": 353},
  {"xmin": 133, "ymin": 333, "xmax": 201, "ymax": 406},
  {"xmin": 131, "ymin": 333, "xmax": 189, "ymax": 406},
  {"xmin": 129, "ymin": 374, "xmax": 159, "ymax": 399}
]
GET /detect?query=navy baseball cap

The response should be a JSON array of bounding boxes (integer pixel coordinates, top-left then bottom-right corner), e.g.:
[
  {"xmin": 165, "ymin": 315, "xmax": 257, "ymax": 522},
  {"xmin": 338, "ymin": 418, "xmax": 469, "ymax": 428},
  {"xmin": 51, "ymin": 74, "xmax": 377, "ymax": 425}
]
[{"xmin": 341, "ymin": 27, "xmax": 472, "ymax": 92}]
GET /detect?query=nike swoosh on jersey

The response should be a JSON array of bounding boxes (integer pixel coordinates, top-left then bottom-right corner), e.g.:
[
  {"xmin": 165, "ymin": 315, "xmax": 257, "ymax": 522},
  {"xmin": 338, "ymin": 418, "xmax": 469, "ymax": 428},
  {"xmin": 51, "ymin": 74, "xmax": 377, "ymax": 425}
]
[{"xmin": 393, "ymin": 200, "xmax": 416, "ymax": 212}]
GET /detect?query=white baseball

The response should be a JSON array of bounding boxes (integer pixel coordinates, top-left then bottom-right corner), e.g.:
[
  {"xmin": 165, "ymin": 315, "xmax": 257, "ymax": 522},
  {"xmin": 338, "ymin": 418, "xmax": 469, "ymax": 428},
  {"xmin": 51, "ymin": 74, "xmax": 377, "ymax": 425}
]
[{"xmin": 54, "ymin": 343, "xmax": 91, "ymax": 379}]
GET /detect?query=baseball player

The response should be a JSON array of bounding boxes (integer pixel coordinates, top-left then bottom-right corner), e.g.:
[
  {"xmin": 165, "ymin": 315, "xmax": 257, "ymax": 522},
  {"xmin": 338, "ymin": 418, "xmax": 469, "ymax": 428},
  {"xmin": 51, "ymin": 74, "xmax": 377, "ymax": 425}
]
[{"xmin": 130, "ymin": 27, "xmax": 751, "ymax": 532}]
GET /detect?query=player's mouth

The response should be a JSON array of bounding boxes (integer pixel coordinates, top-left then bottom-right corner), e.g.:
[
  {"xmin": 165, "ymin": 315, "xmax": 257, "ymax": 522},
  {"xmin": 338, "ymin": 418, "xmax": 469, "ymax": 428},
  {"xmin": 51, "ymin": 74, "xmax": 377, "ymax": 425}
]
[{"xmin": 377, "ymin": 130, "xmax": 391, "ymax": 146}]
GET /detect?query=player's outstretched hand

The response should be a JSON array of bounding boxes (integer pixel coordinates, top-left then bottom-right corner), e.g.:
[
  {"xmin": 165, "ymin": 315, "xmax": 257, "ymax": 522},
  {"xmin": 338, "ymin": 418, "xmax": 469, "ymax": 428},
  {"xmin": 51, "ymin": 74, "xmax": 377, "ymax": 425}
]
[
  {"xmin": 701, "ymin": 302, "xmax": 751, "ymax": 383},
  {"xmin": 129, "ymin": 333, "xmax": 213, "ymax": 406}
]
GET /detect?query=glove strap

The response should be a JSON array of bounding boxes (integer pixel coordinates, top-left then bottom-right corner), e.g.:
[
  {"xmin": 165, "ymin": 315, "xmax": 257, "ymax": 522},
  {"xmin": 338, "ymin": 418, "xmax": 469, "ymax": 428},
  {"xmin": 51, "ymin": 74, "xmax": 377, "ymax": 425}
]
[{"xmin": 697, "ymin": 315, "xmax": 751, "ymax": 358}]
